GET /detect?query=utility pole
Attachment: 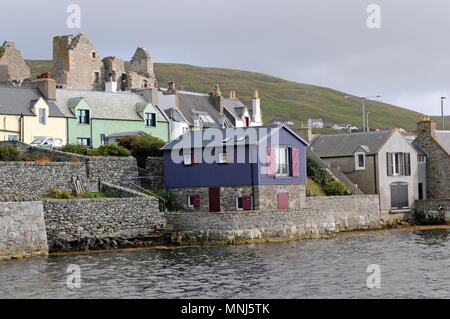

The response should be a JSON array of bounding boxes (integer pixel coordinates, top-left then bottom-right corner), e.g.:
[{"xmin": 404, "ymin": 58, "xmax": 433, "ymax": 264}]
[
  {"xmin": 345, "ymin": 95, "xmax": 380, "ymax": 133},
  {"xmin": 367, "ymin": 111, "xmax": 370, "ymax": 132},
  {"xmin": 441, "ymin": 97, "xmax": 446, "ymax": 130}
]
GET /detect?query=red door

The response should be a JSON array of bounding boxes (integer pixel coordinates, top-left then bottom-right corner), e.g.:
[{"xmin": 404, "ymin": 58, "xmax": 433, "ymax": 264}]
[{"xmin": 209, "ymin": 187, "xmax": 221, "ymax": 212}]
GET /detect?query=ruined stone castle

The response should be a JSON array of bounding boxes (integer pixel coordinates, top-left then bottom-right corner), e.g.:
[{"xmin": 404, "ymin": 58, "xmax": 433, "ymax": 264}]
[{"xmin": 0, "ymin": 33, "xmax": 157, "ymax": 91}]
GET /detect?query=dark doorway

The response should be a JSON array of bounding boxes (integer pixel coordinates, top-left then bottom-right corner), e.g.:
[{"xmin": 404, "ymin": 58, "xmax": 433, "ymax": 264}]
[
  {"xmin": 390, "ymin": 182, "xmax": 409, "ymax": 210},
  {"xmin": 209, "ymin": 187, "xmax": 220, "ymax": 212},
  {"xmin": 418, "ymin": 183, "xmax": 424, "ymax": 200}
]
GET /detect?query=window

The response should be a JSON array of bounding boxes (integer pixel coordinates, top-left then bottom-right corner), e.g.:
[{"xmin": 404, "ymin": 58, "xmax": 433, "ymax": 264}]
[
  {"xmin": 187, "ymin": 195, "xmax": 200, "ymax": 208},
  {"xmin": 77, "ymin": 109, "xmax": 90, "ymax": 124},
  {"xmin": 387, "ymin": 152, "xmax": 411, "ymax": 176},
  {"xmin": 145, "ymin": 113, "xmax": 156, "ymax": 127},
  {"xmin": 39, "ymin": 108, "xmax": 46, "ymax": 125},
  {"xmin": 275, "ymin": 147, "xmax": 291, "ymax": 176},
  {"xmin": 355, "ymin": 152, "xmax": 366, "ymax": 170},
  {"xmin": 92, "ymin": 52, "xmax": 97, "ymax": 58},
  {"xmin": 94, "ymin": 72, "xmax": 100, "ymax": 82},
  {"xmin": 77, "ymin": 138, "xmax": 91, "ymax": 147},
  {"xmin": 100, "ymin": 134, "xmax": 106, "ymax": 145},
  {"xmin": 418, "ymin": 155, "xmax": 427, "ymax": 163},
  {"xmin": 183, "ymin": 154, "xmax": 192, "ymax": 165},
  {"xmin": 8, "ymin": 135, "xmax": 17, "ymax": 141},
  {"xmin": 218, "ymin": 152, "xmax": 227, "ymax": 164},
  {"xmin": 236, "ymin": 196, "xmax": 251, "ymax": 211},
  {"xmin": 236, "ymin": 197, "xmax": 244, "ymax": 210}
]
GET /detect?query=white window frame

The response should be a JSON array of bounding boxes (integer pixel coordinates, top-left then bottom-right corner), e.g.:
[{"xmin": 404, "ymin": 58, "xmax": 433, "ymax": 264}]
[
  {"xmin": 354, "ymin": 152, "xmax": 366, "ymax": 170},
  {"xmin": 418, "ymin": 155, "xmax": 427, "ymax": 163},
  {"xmin": 218, "ymin": 152, "xmax": 227, "ymax": 164},
  {"xmin": 393, "ymin": 152, "xmax": 403, "ymax": 176},
  {"xmin": 183, "ymin": 154, "xmax": 192, "ymax": 165},
  {"xmin": 187, "ymin": 195, "xmax": 194, "ymax": 208},
  {"xmin": 275, "ymin": 147, "xmax": 291, "ymax": 177},
  {"xmin": 235, "ymin": 197, "xmax": 244, "ymax": 211}
]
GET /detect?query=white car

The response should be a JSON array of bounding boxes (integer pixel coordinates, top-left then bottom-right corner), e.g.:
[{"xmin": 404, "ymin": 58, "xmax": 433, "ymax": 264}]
[{"xmin": 30, "ymin": 137, "xmax": 65, "ymax": 149}]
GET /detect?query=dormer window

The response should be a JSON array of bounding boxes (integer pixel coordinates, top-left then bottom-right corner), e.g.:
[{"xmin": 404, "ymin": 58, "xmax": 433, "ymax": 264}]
[
  {"xmin": 77, "ymin": 109, "xmax": 90, "ymax": 124},
  {"xmin": 355, "ymin": 152, "xmax": 365, "ymax": 170},
  {"xmin": 145, "ymin": 113, "xmax": 156, "ymax": 127},
  {"xmin": 39, "ymin": 108, "xmax": 46, "ymax": 125}
]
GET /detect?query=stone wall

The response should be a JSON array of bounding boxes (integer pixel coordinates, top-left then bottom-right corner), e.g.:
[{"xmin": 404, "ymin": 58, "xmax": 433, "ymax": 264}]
[
  {"xmin": 0, "ymin": 142, "xmax": 138, "ymax": 193},
  {"xmin": 166, "ymin": 205, "xmax": 382, "ymax": 245},
  {"xmin": 415, "ymin": 199, "xmax": 450, "ymax": 225},
  {"xmin": 0, "ymin": 198, "xmax": 48, "ymax": 260},
  {"xmin": 0, "ymin": 161, "xmax": 87, "ymax": 196},
  {"xmin": 42, "ymin": 196, "xmax": 165, "ymax": 244},
  {"xmin": 100, "ymin": 182, "xmax": 148, "ymax": 198},
  {"xmin": 170, "ymin": 184, "xmax": 306, "ymax": 212}
]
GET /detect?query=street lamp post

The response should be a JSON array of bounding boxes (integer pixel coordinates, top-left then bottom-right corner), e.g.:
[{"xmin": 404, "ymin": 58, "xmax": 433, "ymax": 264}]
[
  {"xmin": 345, "ymin": 95, "xmax": 381, "ymax": 132},
  {"xmin": 441, "ymin": 97, "xmax": 446, "ymax": 130}
]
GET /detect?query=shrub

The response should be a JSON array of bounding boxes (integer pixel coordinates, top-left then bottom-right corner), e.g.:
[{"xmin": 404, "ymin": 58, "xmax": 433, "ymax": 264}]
[
  {"xmin": 43, "ymin": 189, "xmax": 73, "ymax": 199},
  {"xmin": 323, "ymin": 180, "xmax": 352, "ymax": 196},
  {"xmin": 131, "ymin": 135, "xmax": 165, "ymax": 158},
  {"xmin": 144, "ymin": 189, "xmax": 183, "ymax": 212},
  {"xmin": 0, "ymin": 145, "xmax": 21, "ymax": 161},
  {"xmin": 307, "ymin": 157, "xmax": 327, "ymax": 184},
  {"xmin": 35, "ymin": 156, "xmax": 53, "ymax": 162},
  {"xmin": 86, "ymin": 144, "xmax": 131, "ymax": 157},
  {"xmin": 60, "ymin": 143, "xmax": 88, "ymax": 155},
  {"xmin": 116, "ymin": 136, "xmax": 136, "ymax": 150}
]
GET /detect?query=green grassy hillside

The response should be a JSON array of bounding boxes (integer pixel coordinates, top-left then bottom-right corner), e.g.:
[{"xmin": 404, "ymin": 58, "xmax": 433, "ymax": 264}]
[{"xmin": 25, "ymin": 59, "xmax": 443, "ymax": 131}]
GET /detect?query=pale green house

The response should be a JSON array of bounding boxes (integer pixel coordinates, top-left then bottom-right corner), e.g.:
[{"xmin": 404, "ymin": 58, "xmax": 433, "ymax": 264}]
[{"xmin": 54, "ymin": 89, "xmax": 170, "ymax": 148}]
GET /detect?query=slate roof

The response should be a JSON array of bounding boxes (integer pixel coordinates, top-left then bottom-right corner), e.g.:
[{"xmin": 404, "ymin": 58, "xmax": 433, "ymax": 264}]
[
  {"xmin": 161, "ymin": 124, "xmax": 309, "ymax": 150},
  {"xmin": 411, "ymin": 141, "xmax": 427, "ymax": 156},
  {"xmin": 311, "ymin": 130, "xmax": 394, "ymax": 157},
  {"xmin": 435, "ymin": 130, "xmax": 450, "ymax": 153},
  {"xmin": 55, "ymin": 89, "xmax": 168, "ymax": 122},
  {"xmin": 0, "ymin": 86, "xmax": 65, "ymax": 117}
]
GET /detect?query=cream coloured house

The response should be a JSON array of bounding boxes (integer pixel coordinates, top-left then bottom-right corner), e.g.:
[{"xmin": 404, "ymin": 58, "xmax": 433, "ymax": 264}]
[{"xmin": 0, "ymin": 83, "xmax": 66, "ymax": 143}]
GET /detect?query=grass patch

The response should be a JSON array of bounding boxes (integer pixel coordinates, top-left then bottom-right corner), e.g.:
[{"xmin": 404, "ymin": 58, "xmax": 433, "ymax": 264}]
[
  {"xmin": 41, "ymin": 189, "xmax": 116, "ymax": 199},
  {"xmin": 306, "ymin": 177, "xmax": 326, "ymax": 197}
]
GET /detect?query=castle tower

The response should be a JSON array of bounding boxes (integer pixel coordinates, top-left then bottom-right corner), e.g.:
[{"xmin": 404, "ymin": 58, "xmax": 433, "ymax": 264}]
[
  {"xmin": 127, "ymin": 47, "xmax": 157, "ymax": 89},
  {"xmin": 0, "ymin": 41, "xmax": 30, "ymax": 85},
  {"xmin": 52, "ymin": 33, "xmax": 103, "ymax": 90}
]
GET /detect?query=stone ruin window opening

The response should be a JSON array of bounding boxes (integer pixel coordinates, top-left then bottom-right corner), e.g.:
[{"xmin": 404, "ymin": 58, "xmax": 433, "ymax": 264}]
[
  {"xmin": 94, "ymin": 72, "xmax": 100, "ymax": 83},
  {"xmin": 92, "ymin": 52, "xmax": 97, "ymax": 59}
]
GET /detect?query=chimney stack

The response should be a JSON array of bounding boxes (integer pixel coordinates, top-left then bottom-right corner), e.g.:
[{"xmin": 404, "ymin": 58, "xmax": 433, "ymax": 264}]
[
  {"xmin": 105, "ymin": 75, "xmax": 117, "ymax": 93},
  {"xmin": 33, "ymin": 72, "xmax": 56, "ymax": 100},
  {"xmin": 210, "ymin": 83, "xmax": 223, "ymax": 113},
  {"xmin": 417, "ymin": 115, "xmax": 436, "ymax": 137},
  {"xmin": 229, "ymin": 90, "xmax": 236, "ymax": 99},
  {"xmin": 252, "ymin": 89, "xmax": 262, "ymax": 124}
]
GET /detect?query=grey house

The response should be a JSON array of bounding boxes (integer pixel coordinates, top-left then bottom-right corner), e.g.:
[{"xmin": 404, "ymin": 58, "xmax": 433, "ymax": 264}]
[{"xmin": 311, "ymin": 129, "xmax": 422, "ymax": 214}]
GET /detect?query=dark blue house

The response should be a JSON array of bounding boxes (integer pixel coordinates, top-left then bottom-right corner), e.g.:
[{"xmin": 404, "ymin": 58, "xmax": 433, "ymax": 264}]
[{"xmin": 161, "ymin": 125, "xmax": 309, "ymax": 212}]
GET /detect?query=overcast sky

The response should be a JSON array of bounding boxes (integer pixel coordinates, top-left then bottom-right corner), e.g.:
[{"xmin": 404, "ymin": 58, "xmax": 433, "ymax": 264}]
[{"xmin": 2, "ymin": 0, "xmax": 450, "ymax": 115}]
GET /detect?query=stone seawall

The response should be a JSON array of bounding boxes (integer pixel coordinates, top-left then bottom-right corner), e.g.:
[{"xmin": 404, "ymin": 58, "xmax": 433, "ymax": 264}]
[
  {"xmin": 0, "ymin": 198, "xmax": 48, "ymax": 260},
  {"xmin": 42, "ymin": 196, "xmax": 166, "ymax": 251},
  {"xmin": 166, "ymin": 208, "xmax": 382, "ymax": 245},
  {"xmin": 165, "ymin": 195, "xmax": 402, "ymax": 245},
  {"xmin": 415, "ymin": 199, "xmax": 450, "ymax": 225}
]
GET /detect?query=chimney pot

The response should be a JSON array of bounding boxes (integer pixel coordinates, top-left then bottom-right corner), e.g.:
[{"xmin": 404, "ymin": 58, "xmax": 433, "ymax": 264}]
[{"xmin": 253, "ymin": 90, "xmax": 259, "ymax": 99}]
